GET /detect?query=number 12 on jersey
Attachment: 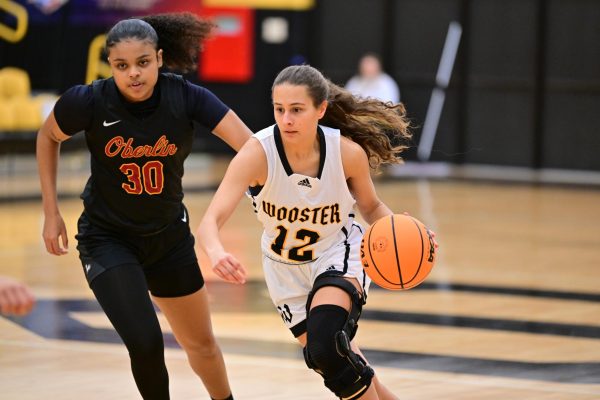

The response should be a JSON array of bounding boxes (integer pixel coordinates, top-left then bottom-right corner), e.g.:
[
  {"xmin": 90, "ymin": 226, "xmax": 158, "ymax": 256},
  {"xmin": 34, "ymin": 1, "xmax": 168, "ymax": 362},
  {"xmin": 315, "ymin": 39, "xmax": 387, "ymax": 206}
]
[{"xmin": 270, "ymin": 225, "xmax": 320, "ymax": 262}]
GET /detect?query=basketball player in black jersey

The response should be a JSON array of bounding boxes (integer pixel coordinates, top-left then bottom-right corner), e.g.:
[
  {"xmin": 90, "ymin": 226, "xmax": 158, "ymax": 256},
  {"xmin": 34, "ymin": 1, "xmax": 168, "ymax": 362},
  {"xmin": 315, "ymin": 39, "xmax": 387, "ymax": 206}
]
[{"xmin": 36, "ymin": 13, "xmax": 251, "ymax": 400}]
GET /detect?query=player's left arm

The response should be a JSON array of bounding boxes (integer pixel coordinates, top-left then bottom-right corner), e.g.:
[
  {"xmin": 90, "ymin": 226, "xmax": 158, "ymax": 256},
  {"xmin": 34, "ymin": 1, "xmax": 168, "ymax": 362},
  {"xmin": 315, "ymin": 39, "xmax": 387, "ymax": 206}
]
[
  {"xmin": 342, "ymin": 137, "xmax": 393, "ymax": 225},
  {"xmin": 343, "ymin": 139, "xmax": 439, "ymax": 248},
  {"xmin": 212, "ymin": 110, "xmax": 253, "ymax": 152},
  {"xmin": 186, "ymin": 81, "xmax": 252, "ymax": 152}
]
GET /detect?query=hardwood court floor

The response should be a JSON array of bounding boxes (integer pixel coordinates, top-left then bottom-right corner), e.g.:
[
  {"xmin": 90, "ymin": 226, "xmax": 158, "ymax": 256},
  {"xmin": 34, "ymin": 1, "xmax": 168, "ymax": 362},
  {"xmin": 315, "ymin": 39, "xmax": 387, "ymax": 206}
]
[{"xmin": 1, "ymin": 179, "xmax": 600, "ymax": 399}]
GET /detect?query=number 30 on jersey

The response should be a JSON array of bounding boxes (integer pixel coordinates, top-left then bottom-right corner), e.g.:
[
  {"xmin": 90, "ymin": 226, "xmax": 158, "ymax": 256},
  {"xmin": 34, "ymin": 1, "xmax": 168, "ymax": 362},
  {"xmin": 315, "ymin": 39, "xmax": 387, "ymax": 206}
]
[{"xmin": 119, "ymin": 161, "xmax": 165, "ymax": 195}]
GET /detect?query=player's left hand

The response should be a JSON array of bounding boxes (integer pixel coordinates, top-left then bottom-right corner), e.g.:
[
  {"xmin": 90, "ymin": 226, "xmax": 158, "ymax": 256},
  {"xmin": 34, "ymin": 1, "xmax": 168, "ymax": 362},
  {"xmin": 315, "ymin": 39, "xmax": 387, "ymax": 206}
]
[{"xmin": 402, "ymin": 211, "xmax": 439, "ymax": 249}]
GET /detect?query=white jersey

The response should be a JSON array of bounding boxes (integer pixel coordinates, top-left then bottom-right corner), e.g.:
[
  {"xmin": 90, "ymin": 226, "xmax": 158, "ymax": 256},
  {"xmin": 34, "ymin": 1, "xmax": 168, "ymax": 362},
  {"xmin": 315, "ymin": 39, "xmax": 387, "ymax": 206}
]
[{"xmin": 247, "ymin": 124, "xmax": 357, "ymax": 264}]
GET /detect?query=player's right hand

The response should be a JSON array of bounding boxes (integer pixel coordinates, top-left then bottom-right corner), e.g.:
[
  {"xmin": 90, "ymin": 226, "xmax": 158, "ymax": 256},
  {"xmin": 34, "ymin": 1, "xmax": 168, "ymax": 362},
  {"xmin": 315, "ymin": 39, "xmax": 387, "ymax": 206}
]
[
  {"xmin": 42, "ymin": 213, "xmax": 69, "ymax": 255},
  {"xmin": 210, "ymin": 252, "xmax": 247, "ymax": 284}
]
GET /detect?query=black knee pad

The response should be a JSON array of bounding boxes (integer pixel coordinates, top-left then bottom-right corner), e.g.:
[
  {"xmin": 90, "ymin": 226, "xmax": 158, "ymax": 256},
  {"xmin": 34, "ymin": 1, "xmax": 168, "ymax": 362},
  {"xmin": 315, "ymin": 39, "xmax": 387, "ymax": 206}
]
[
  {"xmin": 304, "ymin": 305, "xmax": 374, "ymax": 400},
  {"xmin": 305, "ymin": 272, "xmax": 365, "ymax": 342}
]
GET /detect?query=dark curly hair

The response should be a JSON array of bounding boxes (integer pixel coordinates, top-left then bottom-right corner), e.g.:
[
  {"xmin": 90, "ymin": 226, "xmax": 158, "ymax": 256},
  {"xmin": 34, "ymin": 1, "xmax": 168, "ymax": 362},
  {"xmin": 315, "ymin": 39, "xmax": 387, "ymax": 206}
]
[
  {"xmin": 273, "ymin": 65, "xmax": 411, "ymax": 170},
  {"xmin": 105, "ymin": 13, "xmax": 215, "ymax": 73}
]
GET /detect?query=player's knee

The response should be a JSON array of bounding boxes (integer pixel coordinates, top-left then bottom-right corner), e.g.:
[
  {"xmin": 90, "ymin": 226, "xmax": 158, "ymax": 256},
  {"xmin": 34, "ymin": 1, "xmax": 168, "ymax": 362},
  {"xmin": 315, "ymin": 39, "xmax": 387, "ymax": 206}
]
[
  {"xmin": 178, "ymin": 334, "xmax": 220, "ymax": 358},
  {"xmin": 305, "ymin": 304, "xmax": 347, "ymax": 371},
  {"xmin": 126, "ymin": 329, "xmax": 164, "ymax": 363},
  {"xmin": 304, "ymin": 304, "xmax": 374, "ymax": 399}
]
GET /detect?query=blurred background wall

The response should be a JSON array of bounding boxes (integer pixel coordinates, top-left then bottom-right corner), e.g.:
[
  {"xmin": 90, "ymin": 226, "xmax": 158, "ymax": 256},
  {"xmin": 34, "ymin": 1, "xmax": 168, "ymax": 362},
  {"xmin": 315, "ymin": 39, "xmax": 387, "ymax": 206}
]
[{"xmin": 1, "ymin": 0, "xmax": 599, "ymax": 171}]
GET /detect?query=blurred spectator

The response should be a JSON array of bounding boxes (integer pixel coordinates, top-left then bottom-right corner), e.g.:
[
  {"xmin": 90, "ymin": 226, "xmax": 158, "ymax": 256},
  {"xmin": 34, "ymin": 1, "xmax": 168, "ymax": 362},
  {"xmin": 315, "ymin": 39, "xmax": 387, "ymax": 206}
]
[
  {"xmin": 0, "ymin": 275, "xmax": 35, "ymax": 316},
  {"xmin": 345, "ymin": 53, "xmax": 400, "ymax": 103}
]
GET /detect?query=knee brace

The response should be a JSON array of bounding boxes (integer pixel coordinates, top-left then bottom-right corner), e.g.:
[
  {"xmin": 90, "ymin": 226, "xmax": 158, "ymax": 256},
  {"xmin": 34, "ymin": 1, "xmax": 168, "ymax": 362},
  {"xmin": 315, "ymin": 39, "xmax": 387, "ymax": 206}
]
[
  {"xmin": 305, "ymin": 271, "xmax": 366, "ymax": 341},
  {"xmin": 304, "ymin": 304, "xmax": 374, "ymax": 400}
]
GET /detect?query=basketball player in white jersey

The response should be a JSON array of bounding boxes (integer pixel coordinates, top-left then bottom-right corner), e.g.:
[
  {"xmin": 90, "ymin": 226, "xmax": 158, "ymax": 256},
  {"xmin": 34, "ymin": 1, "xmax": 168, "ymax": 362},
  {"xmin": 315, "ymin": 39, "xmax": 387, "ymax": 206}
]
[{"xmin": 198, "ymin": 65, "xmax": 412, "ymax": 399}]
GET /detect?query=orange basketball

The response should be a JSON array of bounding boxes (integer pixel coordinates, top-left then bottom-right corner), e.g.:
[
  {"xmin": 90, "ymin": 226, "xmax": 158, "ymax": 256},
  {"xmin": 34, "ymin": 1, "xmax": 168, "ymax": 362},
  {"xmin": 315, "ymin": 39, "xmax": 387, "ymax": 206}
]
[{"xmin": 360, "ymin": 214, "xmax": 436, "ymax": 290}]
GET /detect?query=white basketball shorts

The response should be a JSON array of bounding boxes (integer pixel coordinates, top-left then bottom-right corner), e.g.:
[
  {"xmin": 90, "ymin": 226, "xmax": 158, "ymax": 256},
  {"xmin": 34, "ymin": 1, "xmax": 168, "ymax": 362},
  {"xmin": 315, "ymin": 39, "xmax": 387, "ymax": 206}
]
[{"xmin": 261, "ymin": 222, "xmax": 371, "ymax": 337}]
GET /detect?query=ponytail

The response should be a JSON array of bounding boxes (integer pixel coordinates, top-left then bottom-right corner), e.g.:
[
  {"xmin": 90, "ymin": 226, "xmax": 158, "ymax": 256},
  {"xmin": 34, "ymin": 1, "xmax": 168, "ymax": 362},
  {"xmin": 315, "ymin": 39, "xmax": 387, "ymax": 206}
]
[
  {"xmin": 321, "ymin": 83, "xmax": 410, "ymax": 170},
  {"xmin": 273, "ymin": 65, "xmax": 411, "ymax": 170},
  {"xmin": 106, "ymin": 13, "xmax": 215, "ymax": 73}
]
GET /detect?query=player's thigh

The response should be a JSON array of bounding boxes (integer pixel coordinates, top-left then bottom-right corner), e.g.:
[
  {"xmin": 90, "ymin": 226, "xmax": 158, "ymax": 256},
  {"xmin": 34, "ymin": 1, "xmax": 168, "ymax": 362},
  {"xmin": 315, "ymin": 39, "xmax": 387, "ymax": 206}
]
[
  {"xmin": 296, "ymin": 332, "xmax": 307, "ymax": 347},
  {"xmin": 151, "ymin": 286, "xmax": 216, "ymax": 344},
  {"xmin": 144, "ymin": 231, "xmax": 203, "ymax": 298},
  {"xmin": 262, "ymin": 256, "xmax": 314, "ymax": 334},
  {"xmin": 309, "ymin": 277, "xmax": 363, "ymax": 310}
]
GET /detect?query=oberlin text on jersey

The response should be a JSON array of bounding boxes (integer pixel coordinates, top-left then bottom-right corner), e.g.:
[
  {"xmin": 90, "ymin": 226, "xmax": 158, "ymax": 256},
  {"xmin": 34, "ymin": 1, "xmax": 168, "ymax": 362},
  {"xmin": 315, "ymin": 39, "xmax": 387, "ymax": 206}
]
[{"xmin": 104, "ymin": 135, "xmax": 177, "ymax": 159}]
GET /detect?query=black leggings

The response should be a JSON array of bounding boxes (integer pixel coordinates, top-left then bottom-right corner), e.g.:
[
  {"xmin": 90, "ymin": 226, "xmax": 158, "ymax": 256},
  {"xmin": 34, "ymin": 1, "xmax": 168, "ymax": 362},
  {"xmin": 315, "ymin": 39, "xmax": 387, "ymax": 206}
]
[{"xmin": 90, "ymin": 264, "xmax": 169, "ymax": 400}]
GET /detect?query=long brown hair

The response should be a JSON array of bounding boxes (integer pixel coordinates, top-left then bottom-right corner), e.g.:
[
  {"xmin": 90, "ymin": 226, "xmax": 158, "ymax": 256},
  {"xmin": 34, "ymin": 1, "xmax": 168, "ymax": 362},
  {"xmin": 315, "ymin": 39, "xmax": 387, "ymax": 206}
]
[
  {"xmin": 272, "ymin": 65, "xmax": 411, "ymax": 170},
  {"xmin": 105, "ymin": 13, "xmax": 215, "ymax": 73}
]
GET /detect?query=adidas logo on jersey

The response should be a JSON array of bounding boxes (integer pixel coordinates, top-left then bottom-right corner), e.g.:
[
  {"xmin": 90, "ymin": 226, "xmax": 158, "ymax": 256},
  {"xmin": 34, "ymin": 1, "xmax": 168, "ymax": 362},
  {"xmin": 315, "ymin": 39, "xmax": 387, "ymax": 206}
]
[{"xmin": 297, "ymin": 178, "xmax": 312, "ymax": 188}]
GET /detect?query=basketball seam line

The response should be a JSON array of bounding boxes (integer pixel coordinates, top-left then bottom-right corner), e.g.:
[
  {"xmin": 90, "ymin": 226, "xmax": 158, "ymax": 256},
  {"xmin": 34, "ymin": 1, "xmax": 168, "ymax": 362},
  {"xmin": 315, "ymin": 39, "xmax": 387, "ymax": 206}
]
[
  {"xmin": 369, "ymin": 217, "xmax": 403, "ymax": 287},
  {"xmin": 406, "ymin": 216, "xmax": 425, "ymax": 287},
  {"xmin": 391, "ymin": 214, "xmax": 404, "ymax": 288}
]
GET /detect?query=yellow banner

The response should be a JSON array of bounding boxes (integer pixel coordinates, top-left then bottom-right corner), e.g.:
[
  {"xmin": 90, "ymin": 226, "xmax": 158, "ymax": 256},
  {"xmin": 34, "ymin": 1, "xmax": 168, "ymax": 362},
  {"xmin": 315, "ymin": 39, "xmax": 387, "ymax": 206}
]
[{"xmin": 203, "ymin": 0, "xmax": 314, "ymax": 10}]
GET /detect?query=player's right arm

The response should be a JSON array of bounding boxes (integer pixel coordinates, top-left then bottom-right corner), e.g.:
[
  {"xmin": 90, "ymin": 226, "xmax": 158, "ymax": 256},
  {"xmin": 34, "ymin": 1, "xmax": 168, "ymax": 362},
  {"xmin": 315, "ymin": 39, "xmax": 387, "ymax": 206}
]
[
  {"xmin": 197, "ymin": 137, "xmax": 267, "ymax": 284},
  {"xmin": 37, "ymin": 85, "xmax": 92, "ymax": 256},
  {"xmin": 37, "ymin": 110, "xmax": 71, "ymax": 255}
]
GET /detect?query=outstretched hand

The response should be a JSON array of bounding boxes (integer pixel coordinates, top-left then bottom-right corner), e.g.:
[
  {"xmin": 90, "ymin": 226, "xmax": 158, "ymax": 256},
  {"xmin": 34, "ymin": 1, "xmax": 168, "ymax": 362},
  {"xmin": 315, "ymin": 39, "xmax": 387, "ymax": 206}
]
[{"xmin": 211, "ymin": 252, "xmax": 247, "ymax": 284}]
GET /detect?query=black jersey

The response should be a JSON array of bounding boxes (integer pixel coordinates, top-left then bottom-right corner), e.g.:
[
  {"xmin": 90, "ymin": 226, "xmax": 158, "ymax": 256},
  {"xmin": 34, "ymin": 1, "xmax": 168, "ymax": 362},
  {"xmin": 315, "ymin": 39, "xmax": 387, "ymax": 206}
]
[{"xmin": 55, "ymin": 73, "xmax": 228, "ymax": 234}]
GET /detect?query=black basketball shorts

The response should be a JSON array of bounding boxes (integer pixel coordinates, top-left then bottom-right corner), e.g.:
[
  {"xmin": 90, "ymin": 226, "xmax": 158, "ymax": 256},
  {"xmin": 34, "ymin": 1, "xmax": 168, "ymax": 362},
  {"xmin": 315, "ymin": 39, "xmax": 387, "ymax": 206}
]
[{"xmin": 75, "ymin": 207, "xmax": 204, "ymax": 298}]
